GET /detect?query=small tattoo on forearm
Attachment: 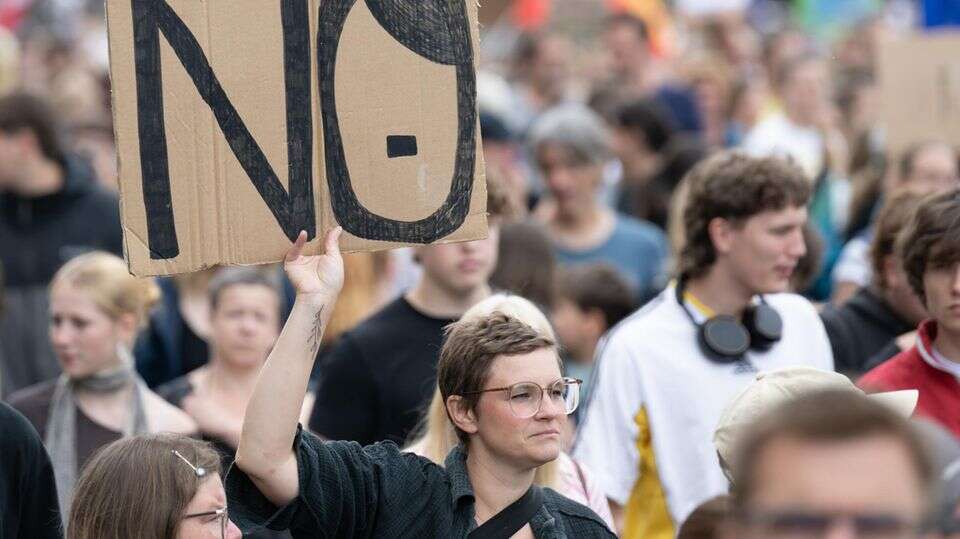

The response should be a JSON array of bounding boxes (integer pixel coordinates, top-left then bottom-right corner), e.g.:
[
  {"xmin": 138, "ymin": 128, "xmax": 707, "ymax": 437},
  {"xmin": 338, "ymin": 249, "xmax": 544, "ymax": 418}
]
[{"xmin": 308, "ymin": 306, "xmax": 324, "ymax": 352}]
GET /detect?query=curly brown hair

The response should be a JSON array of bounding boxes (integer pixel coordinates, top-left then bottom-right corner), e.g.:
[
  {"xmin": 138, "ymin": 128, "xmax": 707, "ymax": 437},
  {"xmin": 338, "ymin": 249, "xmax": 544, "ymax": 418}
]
[
  {"xmin": 897, "ymin": 189, "xmax": 960, "ymax": 303},
  {"xmin": 678, "ymin": 152, "xmax": 811, "ymax": 279},
  {"xmin": 437, "ymin": 313, "xmax": 556, "ymax": 446}
]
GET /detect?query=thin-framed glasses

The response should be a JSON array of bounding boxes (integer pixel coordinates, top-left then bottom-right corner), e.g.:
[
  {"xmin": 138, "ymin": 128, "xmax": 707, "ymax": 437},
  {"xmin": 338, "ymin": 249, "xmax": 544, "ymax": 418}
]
[
  {"xmin": 183, "ymin": 507, "xmax": 229, "ymax": 539},
  {"xmin": 737, "ymin": 508, "xmax": 926, "ymax": 538},
  {"xmin": 464, "ymin": 377, "xmax": 582, "ymax": 418}
]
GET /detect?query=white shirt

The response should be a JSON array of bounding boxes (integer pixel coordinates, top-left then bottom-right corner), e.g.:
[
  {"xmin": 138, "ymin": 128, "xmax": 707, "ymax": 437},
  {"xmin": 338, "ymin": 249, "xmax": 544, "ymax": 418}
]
[
  {"xmin": 742, "ymin": 113, "xmax": 824, "ymax": 180},
  {"xmin": 573, "ymin": 285, "xmax": 834, "ymax": 530}
]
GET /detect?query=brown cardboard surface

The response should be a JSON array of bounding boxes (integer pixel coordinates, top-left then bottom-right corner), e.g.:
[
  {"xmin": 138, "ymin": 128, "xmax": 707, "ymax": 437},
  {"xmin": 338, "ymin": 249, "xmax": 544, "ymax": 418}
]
[
  {"xmin": 107, "ymin": 0, "xmax": 487, "ymax": 276},
  {"xmin": 878, "ymin": 31, "xmax": 960, "ymax": 161}
]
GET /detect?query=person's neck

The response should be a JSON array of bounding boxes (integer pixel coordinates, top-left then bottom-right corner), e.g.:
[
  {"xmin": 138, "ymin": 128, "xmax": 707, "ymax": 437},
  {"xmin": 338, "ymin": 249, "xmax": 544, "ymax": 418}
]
[
  {"xmin": 14, "ymin": 157, "xmax": 64, "ymax": 197},
  {"xmin": 406, "ymin": 278, "xmax": 491, "ymax": 320},
  {"xmin": 466, "ymin": 445, "xmax": 536, "ymax": 522},
  {"xmin": 203, "ymin": 356, "xmax": 261, "ymax": 398},
  {"xmin": 554, "ymin": 199, "xmax": 603, "ymax": 227},
  {"xmin": 684, "ymin": 267, "xmax": 755, "ymax": 317},
  {"xmin": 933, "ymin": 325, "xmax": 960, "ymax": 365}
]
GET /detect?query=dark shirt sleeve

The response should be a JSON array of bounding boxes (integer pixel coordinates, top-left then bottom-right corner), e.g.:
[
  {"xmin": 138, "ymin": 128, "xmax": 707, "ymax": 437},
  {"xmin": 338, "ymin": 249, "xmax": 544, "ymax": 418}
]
[
  {"xmin": 819, "ymin": 309, "xmax": 856, "ymax": 375},
  {"xmin": 225, "ymin": 427, "xmax": 433, "ymax": 538},
  {"xmin": 1, "ymin": 405, "xmax": 63, "ymax": 539},
  {"xmin": 308, "ymin": 335, "xmax": 380, "ymax": 445},
  {"xmin": 862, "ymin": 341, "xmax": 903, "ymax": 373}
]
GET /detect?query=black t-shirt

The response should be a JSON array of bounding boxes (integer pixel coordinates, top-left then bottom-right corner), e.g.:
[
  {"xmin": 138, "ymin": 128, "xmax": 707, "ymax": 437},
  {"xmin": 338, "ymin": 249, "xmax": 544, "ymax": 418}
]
[
  {"xmin": 0, "ymin": 401, "xmax": 63, "ymax": 539},
  {"xmin": 308, "ymin": 297, "xmax": 456, "ymax": 446}
]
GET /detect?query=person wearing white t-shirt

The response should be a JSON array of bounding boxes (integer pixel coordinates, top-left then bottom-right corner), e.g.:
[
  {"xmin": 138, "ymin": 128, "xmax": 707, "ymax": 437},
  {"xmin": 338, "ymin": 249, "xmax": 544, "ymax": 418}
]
[{"xmin": 573, "ymin": 152, "xmax": 834, "ymax": 538}]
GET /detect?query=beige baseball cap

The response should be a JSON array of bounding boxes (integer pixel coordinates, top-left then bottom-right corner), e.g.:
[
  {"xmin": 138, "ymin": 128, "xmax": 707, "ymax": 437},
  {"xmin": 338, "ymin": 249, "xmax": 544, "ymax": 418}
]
[{"xmin": 714, "ymin": 366, "xmax": 918, "ymax": 481}]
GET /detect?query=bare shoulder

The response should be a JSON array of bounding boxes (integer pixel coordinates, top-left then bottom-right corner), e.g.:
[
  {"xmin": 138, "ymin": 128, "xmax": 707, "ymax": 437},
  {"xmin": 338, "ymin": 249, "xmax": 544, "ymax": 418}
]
[{"xmin": 143, "ymin": 389, "xmax": 197, "ymax": 434}]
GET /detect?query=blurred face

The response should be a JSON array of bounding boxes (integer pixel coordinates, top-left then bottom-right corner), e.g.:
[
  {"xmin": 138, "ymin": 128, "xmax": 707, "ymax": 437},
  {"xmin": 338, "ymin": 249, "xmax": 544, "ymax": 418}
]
[
  {"xmin": 0, "ymin": 131, "xmax": 30, "ymax": 189},
  {"xmin": 209, "ymin": 284, "xmax": 280, "ymax": 368},
  {"xmin": 49, "ymin": 285, "xmax": 130, "ymax": 378},
  {"xmin": 782, "ymin": 59, "xmax": 829, "ymax": 126},
  {"xmin": 612, "ymin": 127, "xmax": 654, "ymax": 180},
  {"xmin": 530, "ymin": 37, "xmax": 570, "ymax": 93},
  {"xmin": 604, "ymin": 22, "xmax": 646, "ymax": 78},
  {"xmin": 715, "ymin": 206, "xmax": 808, "ymax": 295},
  {"xmin": 537, "ymin": 143, "xmax": 603, "ymax": 215},
  {"xmin": 923, "ymin": 261, "xmax": 960, "ymax": 336},
  {"xmin": 551, "ymin": 299, "xmax": 595, "ymax": 361},
  {"xmin": 904, "ymin": 145, "xmax": 959, "ymax": 193},
  {"xmin": 881, "ymin": 256, "xmax": 928, "ymax": 327},
  {"xmin": 177, "ymin": 475, "xmax": 241, "ymax": 539},
  {"xmin": 471, "ymin": 348, "xmax": 566, "ymax": 469},
  {"xmin": 416, "ymin": 224, "xmax": 499, "ymax": 297},
  {"xmin": 728, "ymin": 434, "xmax": 928, "ymax": 539}
]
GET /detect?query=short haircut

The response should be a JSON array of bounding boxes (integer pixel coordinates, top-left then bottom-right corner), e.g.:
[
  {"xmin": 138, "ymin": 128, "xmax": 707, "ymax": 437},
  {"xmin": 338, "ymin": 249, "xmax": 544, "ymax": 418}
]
[
  {"xmin": 0, "ymin": 92, "xmax": 66, "ymax": 163},
  {"xmin": 437, "ymin": 313, "xmax": 556, "ymax": 446},
  {"xmin": 870, "ymin": 189, "xmax": 928, "ymax": 286},
  {"xmin": 678, "ymin": 152, "xmax": 811, "ymax": 279},
  {"xmin": 898, "ymin": 189, "xmax": 960, "ymax": 303},
  {"xmin": 528, "ymin": 103, "xmax": 612, "ymax": 167},
  {"xmin": 613, "ymin": 98, "xmax": 674, "ymax": 153},
  {"xmin": 730, "ymin": 390, "xmax": 935, "ymax": 510},
  {"xmin": 207, "ymin": 266, "xmax": 281, "ymax": 312},
  {"xmin": 556, "ymin": 263, "xmax": 637, "ymax": 329},
  {"xmin": 485, "ymin": 167, "xmax": 518, "ymax": 222},
  {"xmin": 898, "ymin": 140, "xmax": 957, "ymax": 183}
]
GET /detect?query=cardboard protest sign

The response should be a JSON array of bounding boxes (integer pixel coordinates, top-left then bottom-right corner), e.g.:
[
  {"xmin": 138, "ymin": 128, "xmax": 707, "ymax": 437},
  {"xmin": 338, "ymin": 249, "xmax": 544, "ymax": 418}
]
[
  {"xmin": 107, "ymin": 0, "xmax": 487, "ymax": 276},
  {"xmin": 878, "ymin": 31, "xmax": 960, "ymax": 161}
]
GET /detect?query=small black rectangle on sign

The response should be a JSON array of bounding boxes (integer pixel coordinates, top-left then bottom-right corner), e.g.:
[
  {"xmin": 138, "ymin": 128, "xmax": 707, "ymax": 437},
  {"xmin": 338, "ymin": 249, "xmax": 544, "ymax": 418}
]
[{"xmin": 386, "ymin": 135, "xmax": 418, "ymax": 158}]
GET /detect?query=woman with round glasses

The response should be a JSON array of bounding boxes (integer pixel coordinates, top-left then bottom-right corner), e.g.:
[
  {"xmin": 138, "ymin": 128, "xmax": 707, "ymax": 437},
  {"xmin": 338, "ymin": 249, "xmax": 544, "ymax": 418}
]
[
  {"xmin": 68, "ymin": 433, "xmax": 241, "ymax": 538},
  {"xmin": 405, "ymin": 293, "xmax": 615, "ymax": 530},
  {"xmin": 8, "ymin": 252, "xmax": 196, "ymax": 517},
  {"xmin": 225, "ymin": 229, "xmax": 616, "ymax": 537}
]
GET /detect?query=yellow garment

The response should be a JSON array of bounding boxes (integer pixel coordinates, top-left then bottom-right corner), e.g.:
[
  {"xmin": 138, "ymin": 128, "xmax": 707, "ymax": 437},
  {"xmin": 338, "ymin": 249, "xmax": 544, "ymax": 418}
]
[{"xmin": 622, "ymin": 407, "xmax": 674, "ymax": 539}]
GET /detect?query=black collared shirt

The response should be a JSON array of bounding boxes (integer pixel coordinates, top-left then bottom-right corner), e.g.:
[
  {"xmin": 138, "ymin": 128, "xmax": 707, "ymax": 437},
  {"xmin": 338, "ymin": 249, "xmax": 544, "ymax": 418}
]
[{"xmin": 225, "ymin": 428, "xmax": 614, "ymax": 538}]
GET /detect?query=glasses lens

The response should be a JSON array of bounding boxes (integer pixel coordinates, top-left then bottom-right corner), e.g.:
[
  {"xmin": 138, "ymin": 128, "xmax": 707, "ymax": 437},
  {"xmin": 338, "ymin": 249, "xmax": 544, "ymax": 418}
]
[
  {"xmin": 562, "ymin": 379, "xmax": 580, "ymax": 415},
  {"xmin": 508, "ymin": 383, "xmax": 541, "ymax": 418}
]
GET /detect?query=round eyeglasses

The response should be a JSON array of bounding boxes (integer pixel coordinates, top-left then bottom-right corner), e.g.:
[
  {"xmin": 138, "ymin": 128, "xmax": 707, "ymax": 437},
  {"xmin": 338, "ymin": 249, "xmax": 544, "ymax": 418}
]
[
  {"xmin": 464, "ymin": 377, "xmax": 582, "ymax": 418},
  {"xmin": 183, "ymin": 507, "xmax": 229, "ymax": 539}
]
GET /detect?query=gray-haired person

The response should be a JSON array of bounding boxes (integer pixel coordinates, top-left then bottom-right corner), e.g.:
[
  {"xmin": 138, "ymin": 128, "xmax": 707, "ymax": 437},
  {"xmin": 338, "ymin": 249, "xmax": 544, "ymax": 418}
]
[{"xmin": 529, "ymin": 103, "xmax": 669, "ymax": 301}]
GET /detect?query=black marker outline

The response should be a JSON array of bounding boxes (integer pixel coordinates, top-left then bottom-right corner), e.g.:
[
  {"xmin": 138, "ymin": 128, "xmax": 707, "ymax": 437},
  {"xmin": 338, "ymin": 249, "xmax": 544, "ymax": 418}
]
[
  {"xmin": 131, "ymin": 0, "xmax": 314, "ymax": 259},
  {"xmin": 317, "ymin": 0, "xmax": 477, "ymax": 243}
]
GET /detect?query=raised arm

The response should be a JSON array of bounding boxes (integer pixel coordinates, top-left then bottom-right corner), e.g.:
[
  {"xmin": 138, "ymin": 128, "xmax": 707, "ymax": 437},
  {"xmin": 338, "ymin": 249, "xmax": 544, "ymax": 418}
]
[{"xmin": 234, "ymin": 228, "xmax": 343, "ymax": 506}]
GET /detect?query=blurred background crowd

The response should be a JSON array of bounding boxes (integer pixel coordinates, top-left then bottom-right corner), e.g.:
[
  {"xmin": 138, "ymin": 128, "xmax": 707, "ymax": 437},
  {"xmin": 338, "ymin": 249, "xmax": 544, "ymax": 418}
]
[{"xmin": 3, "ymin": 0, "xmax": 960, "ymax": 537}]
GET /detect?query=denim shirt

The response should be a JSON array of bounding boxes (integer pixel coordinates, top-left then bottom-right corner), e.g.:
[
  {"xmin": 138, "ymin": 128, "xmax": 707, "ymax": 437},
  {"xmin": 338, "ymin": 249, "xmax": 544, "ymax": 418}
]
[{"xmin": 225, "ymin": 427, "xmax": 614, "ymax": 538}]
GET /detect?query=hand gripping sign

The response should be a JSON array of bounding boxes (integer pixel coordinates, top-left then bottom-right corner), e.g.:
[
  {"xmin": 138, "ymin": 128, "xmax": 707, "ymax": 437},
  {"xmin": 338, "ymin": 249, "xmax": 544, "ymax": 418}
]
[{"xmin": 107, "ymin": 0, "xmax": 487, "ymax": 276}]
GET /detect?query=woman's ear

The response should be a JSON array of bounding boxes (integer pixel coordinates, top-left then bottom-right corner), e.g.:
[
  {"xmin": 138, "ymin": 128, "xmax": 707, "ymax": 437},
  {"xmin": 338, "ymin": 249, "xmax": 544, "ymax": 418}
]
[
  {"xmin": 114, "ymin": 312, "xmax": 139, "ymax": 344},
  {"xmin": 445, "ymin": 395, "xmax": 479, "ymax": 437}
]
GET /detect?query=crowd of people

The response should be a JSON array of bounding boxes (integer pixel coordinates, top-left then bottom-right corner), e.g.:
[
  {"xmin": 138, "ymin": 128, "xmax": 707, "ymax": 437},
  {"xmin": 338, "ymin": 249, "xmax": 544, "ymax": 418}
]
[{"xmin": 2, "ymin": 0, "xmax": 960, "ymax": 537}]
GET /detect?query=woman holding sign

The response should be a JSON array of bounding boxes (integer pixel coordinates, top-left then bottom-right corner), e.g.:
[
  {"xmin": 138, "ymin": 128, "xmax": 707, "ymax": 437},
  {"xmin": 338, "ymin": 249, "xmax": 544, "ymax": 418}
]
[{"xmin": 226, "ymin": 228, "xmax": 615, "ymax": 538}]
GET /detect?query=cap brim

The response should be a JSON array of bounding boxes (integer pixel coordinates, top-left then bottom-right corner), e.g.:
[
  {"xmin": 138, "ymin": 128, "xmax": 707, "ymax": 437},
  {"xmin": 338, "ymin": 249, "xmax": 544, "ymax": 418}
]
[{"xmin": 869, "ymin": 389, "xmax": 919, "ymax": 418}]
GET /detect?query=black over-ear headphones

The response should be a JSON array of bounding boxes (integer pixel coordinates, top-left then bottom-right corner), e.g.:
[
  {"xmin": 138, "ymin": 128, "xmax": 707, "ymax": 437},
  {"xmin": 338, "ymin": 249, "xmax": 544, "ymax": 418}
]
[{"xmin": 674, "ymin": 277, "xmax": 783, "ymax": 363}]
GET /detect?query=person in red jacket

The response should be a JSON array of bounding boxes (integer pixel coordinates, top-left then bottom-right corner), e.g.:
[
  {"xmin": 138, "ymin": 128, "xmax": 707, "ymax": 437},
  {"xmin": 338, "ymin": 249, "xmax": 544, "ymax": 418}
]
[{"xmin": 860, "ymin": 189, "xmax": 960, "ymax": 437}]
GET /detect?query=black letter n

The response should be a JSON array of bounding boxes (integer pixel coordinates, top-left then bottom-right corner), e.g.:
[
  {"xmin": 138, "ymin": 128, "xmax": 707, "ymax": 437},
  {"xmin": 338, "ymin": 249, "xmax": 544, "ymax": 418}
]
[{"xmin": 132, "ymin": 0, "xmax": 314, "ymax": 259}]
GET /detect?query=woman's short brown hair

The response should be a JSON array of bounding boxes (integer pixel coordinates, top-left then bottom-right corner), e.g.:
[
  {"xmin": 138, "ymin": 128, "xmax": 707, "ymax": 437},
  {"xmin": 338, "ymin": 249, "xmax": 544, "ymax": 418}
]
[
  {"xmin": 68, "ymin": 434, "xmax": 221, "ymax": 539},
  {"xmin": 897, "ymin": 189, "xmax": 960, "ymax": 303},
  {"xmin": 437, "ymin": 313, "xmax": 556, "ymax": 446},
  {"xmin": 678, "ymin": 152, "xmax": 811, "ymax": 279}
]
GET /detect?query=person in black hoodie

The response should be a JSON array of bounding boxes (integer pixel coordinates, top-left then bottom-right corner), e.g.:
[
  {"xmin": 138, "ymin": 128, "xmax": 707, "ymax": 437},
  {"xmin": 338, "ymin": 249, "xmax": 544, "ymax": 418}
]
[
  {"xmin": 820, "ymin": 189, "xmax": 930, "ymax": 376},
  {"xmin": 0, "ymin": 92, "xmax": 122, "ymax": 397},
  {"xmin": 0, "ymin": 400, "xmax": 62, "ymax": 539}
]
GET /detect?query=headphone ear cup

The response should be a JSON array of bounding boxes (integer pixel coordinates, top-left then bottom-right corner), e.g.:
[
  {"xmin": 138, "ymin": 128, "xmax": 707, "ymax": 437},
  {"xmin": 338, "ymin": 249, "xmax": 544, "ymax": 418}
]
[
  {"xmin": 743, "ymin": 303, "xmax": 783, "ymax": 351},
  {"xmin": 699, "ymin": 315, "xmax": 751, "ymax": 362}
]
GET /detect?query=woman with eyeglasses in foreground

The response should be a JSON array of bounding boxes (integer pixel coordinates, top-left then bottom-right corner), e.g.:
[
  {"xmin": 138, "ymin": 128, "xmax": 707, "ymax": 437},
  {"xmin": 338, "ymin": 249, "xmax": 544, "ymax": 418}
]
[
  {"xmin": 68, "ymin": 433, "xmax": 241, "ymax": 539},
  {"xmin": 226, "ymin": 229, "xmax": 615, "ymax": 537},
  {"xmin": 404, "ymin": 293, "xmax": 616, "ymax": 530}
]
